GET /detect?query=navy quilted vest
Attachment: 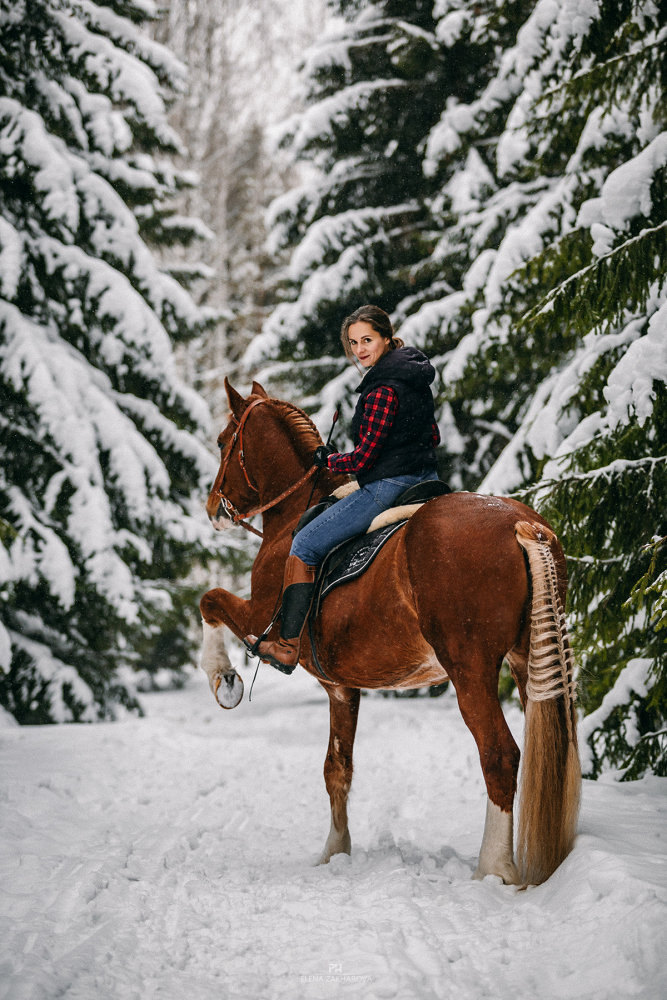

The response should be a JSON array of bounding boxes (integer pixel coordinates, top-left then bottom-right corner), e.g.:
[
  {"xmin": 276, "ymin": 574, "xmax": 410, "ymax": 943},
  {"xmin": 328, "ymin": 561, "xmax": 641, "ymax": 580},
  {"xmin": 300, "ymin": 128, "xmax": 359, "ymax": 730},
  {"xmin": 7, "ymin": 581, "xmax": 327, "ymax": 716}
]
[{"xmin": 351, "ymin": 346, "xmax": 438, "ymax": 486}]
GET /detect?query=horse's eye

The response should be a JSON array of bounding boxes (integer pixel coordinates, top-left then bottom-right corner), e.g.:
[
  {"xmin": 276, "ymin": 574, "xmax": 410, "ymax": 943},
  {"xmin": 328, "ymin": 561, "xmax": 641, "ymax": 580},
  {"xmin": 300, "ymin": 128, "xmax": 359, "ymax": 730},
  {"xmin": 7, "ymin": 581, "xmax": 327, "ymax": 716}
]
[{"xmin": 218, "ymin": 441, "xmax": 225, "ymax": 450}]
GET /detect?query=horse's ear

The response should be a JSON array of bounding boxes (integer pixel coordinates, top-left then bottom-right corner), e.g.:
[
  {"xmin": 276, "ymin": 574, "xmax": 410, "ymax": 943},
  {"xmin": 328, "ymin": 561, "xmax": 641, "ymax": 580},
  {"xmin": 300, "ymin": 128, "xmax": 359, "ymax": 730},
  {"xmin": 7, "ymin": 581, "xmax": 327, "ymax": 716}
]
[
  {"xmin": 225, "ymin": 377, "xmax": 246, "ymax": 418},
  {"xmin": 251, "ymin": 380, "xmax": 268, "ymax": 398}
]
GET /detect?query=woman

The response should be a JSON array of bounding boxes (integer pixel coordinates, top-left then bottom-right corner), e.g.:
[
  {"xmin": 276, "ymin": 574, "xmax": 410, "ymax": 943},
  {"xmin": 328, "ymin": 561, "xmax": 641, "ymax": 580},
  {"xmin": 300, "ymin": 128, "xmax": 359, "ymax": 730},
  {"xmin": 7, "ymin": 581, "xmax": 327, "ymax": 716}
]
[{"xmin": 246, "ymin": 304, "xmax": 440, "ymax": 672}]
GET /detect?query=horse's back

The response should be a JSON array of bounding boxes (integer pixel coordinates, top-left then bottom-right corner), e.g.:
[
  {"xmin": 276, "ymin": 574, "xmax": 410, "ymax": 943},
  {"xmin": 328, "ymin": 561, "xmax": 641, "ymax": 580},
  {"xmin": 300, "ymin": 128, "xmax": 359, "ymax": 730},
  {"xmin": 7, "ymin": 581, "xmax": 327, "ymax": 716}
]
[{"xmin": 405, "ymin": 490, "xmax": 565, "ymax": 601}]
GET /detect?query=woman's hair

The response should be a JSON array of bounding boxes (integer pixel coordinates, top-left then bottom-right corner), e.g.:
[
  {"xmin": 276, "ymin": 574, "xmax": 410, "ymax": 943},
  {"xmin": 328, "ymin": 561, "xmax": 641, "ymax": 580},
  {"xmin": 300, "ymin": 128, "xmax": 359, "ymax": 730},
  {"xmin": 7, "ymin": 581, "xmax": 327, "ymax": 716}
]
[{"xmin": 340, "ymin": 304, "xmax": 404, "ymax": 361}]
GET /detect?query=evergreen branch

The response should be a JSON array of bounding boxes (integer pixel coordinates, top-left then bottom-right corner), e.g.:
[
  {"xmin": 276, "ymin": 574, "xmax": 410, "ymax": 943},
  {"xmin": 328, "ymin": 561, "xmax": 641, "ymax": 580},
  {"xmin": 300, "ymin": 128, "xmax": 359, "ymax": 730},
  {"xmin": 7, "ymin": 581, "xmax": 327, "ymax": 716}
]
[
  {"xmin": 515, "ymin": 455, "xmax": 667, "ymax": 499},
  {"xmin": 624, "ymin": 535, "xmax": 667, "ymax": 625},
  {"xmin": 566, "ymin": 554, "xmax": 625, "ymax": 566},
  {"xmin": 518, "ymin": 222, "xmax": 667, "ymax": 334},
  {"xmin": 619, "ymin": 727, "xmax": 667, "ymax": 771},
  {"xmin": 536, "ymin": 32, "xmax": 666, "ymax": 109},
  {"xmin": 475, "ymin": 419, "xmax": 514, "ymax": 441}
]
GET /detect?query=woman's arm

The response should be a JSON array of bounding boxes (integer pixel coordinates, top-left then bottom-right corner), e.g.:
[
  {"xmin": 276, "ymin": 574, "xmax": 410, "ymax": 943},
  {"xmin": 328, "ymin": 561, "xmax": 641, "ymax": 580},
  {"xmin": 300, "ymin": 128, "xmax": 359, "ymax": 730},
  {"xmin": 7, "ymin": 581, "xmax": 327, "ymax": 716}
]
[{"xmin": 327, "ymin": 387, "xmax": 398, "ymax": 475}]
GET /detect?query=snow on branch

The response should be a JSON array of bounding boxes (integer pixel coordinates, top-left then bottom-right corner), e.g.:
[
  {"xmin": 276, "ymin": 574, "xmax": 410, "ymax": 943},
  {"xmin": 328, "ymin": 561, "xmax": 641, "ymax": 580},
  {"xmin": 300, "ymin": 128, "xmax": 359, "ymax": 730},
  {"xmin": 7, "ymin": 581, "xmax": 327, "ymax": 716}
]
[
  {"xmin": 289, "ymin": 203, "xmax": 420, "ymax": 281},
  {"xmin": 578, "ymin": 132, "xmax": 667, "ymax": 253},
  {"xmin": 9, "ymin": 630, "xmax": 100, "ymax": 723},
  {"xmin": 65, "ymin": 0, "xmax": 186, "ymax": 87},
  {"xmin": 52, "ymin": 6, "xmax": 182, "ymax": 150},
  {"xmin": 578, "ymin": 657, "xmax": 652, "ymax": 774},
  {"xmin": 278, "ymin": 78, "xmax": 407, "ymax": 156}
]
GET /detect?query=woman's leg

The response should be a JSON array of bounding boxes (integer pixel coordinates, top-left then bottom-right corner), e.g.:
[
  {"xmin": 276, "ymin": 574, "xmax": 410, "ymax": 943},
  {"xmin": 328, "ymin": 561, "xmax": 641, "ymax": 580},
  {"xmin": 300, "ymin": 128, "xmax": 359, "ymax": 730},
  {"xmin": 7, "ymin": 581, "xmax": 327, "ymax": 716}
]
[
  {"xmin": 291, "ymin": 485, "xmax": 390, "ymax": 565},
  {"xmin": 290, "ymin": 472, "xmax": 438, "ymax": 566},
  {"xmin": 291, "ymin": 470, "xmax": 437, "ymax": 565}
]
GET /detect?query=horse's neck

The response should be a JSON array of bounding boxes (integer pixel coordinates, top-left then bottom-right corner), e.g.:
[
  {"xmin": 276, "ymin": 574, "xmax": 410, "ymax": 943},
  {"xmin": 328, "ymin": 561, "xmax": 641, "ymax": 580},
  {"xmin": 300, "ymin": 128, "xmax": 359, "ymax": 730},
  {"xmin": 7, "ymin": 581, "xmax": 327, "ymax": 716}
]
[
  {"xmin": 255, "ymin": 471, "xmax": 347, "ymax": 570},
  {"xmin": 260, "ymin": 472, "xmax": 342, "ymax": 538}
]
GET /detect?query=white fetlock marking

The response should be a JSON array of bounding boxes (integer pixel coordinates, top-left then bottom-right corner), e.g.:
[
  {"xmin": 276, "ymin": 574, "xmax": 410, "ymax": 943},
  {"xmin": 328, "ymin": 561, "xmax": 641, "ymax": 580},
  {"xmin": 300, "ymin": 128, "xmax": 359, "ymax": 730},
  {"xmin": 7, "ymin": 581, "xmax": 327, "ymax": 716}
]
[
  {"xmin": 474, "ymin": 798, "xmax": 520, "ymax": 885},
  {"xmin": 318, "ymin": 821, "xmax": 351, "ymax": 865},
  {"xmin": 200, "ymin": 621, "xmax": 232, "ymax": 687},
  {"xmin": 200, "ymin": 622, "xmax": 243, "ymax": 708}
]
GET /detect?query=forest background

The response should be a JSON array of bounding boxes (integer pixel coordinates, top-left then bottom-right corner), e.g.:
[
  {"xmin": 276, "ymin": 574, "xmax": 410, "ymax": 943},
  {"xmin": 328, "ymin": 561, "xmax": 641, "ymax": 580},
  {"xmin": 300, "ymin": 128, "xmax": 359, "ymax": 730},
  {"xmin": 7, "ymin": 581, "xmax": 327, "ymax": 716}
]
[{"xmin": 0, "ymin": 0, "xmax": 665, "ymax": 783}]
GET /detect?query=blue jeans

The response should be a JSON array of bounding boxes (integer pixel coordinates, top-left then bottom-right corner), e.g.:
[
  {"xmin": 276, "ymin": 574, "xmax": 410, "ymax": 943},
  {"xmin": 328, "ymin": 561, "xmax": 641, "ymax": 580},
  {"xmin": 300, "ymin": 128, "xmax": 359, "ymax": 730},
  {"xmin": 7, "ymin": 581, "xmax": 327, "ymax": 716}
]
[{"xmin": 290, "ymin": 470, "xmax": 439, "ymax": 566}]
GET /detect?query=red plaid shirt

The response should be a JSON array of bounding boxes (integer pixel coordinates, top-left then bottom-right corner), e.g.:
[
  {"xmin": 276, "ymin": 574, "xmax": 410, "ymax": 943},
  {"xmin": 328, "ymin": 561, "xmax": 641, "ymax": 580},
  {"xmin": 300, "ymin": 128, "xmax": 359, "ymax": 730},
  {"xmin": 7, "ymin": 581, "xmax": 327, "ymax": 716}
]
[{"xmin": 327, "ymin": 387, "xmax": 440, "ymax": 475}]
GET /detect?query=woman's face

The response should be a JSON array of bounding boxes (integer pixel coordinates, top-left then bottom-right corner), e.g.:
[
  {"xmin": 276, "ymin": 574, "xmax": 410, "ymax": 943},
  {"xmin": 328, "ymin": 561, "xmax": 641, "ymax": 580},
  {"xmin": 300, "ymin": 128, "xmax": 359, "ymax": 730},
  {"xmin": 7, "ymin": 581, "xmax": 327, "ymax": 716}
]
[{"xmin": 347, "ymin": 321, "xmax": 391, "ymax": 368}]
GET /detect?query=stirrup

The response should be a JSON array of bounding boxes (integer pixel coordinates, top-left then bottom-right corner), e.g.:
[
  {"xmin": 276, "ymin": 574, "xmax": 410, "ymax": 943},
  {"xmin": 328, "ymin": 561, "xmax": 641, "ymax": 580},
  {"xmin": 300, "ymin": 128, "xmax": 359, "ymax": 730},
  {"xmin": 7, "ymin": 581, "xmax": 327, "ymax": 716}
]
[
  {"xmin": 242, "ymin": 634, "xmax": 266, "ymax": 657},
  {"xmin": 242, "ymin": 635, "xmax": 298, "ymax": 675}
]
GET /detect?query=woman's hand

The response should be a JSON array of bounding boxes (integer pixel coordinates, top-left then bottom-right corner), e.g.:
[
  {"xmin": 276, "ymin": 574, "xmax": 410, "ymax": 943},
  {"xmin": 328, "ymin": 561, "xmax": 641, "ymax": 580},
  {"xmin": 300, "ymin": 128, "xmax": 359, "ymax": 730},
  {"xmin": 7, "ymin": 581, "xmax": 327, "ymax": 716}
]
[{"xmin": 312, "ymin": 445, "xmax": 334, "ymax": 468}]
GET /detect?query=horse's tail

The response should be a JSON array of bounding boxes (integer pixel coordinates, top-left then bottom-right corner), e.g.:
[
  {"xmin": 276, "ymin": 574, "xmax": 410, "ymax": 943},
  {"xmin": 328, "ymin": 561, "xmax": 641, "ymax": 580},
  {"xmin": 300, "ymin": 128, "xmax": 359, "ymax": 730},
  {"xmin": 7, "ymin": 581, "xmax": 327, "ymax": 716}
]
[{"xmin": 514, "ymin": 520, "xmax": 581, "ymax": 885}]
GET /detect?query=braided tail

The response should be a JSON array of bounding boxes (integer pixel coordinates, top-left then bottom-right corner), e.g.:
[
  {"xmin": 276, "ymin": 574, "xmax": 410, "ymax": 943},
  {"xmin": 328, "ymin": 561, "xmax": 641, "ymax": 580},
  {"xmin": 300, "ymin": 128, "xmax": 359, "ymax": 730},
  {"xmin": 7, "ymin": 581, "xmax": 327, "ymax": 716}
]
[{"xmin": 515, "ymin": 521, "xmax": 581, "ymax": 884}]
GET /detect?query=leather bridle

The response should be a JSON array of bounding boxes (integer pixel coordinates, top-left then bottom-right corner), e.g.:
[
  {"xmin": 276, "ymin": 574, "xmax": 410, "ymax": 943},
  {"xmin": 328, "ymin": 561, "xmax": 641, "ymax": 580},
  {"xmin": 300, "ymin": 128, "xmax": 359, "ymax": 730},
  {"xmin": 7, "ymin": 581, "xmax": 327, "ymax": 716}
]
[{"xmin": 214, "ymin": 397, "xmax": 316, "ymax": 539}]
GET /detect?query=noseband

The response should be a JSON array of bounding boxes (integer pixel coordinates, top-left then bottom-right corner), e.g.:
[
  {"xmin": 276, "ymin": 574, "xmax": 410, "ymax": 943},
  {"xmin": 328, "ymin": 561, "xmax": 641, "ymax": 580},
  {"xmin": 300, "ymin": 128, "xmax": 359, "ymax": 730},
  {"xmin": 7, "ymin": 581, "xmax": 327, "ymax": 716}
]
[{"xmin": 214, "ymin": 397, "xmax": 316, "ymax": 538}]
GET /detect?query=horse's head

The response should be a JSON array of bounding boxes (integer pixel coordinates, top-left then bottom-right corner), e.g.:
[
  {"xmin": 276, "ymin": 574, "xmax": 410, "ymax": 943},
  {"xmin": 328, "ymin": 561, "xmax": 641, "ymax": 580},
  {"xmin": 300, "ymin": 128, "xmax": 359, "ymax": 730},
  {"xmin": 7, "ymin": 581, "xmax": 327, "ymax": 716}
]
[
  {"xmin": 206, "ymin": 378, "xmax": 330, "ymax": 534},
  {"xmin": 205, "ymin": 378, "xmax": 270, "ymax": 531}
]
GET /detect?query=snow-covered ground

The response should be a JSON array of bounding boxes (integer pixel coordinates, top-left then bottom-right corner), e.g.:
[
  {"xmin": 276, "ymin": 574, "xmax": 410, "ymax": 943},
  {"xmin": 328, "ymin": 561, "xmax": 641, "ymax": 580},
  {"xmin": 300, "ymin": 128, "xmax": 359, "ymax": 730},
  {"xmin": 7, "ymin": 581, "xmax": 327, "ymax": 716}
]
[{"xmin": 1, "ymin": 665, "xmax": 666, "ymax": 1000}]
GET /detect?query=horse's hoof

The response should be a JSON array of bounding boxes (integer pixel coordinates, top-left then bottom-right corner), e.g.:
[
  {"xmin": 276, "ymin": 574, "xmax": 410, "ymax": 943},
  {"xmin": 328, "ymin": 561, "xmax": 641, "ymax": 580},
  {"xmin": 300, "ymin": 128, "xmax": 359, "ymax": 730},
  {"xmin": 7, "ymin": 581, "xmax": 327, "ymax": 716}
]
[
  {"xmin": 214, "ymin": 672, "xmax": 244, "ymax": 709},
  {"xmin": 317, "ymin": 830, "xmax": 352, "ymax": 865},
  {"xmin": 473, "ymin": 861, "xmax": 521, "ymax": 885}
]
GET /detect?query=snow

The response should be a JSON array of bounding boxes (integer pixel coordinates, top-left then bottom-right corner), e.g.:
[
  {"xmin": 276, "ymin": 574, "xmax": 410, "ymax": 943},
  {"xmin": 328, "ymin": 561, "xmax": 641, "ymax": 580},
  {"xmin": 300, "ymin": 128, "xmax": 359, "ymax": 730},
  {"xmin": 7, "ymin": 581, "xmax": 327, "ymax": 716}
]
[
  {"xmin": 578, "ymin": 132, "xmax": 667, "ymax": 244},
  {"xmin": 279, "ymin": 78, "xmax": 407, "ymax": 160},
  {"xmin": 480, "ymin": 301, "xmax": 666, "ymax": 496},
  {"xmin": 289, "ymin": 204, "xmax": 420, "ymax": 282},
  {"xmin": 578, "ymin": 659, "xmax": 652, "ymax": 775},
  {"xmin": 53, "ymin": 7, "xmax": 182, "ymax": 150},
  {"xmin": 7, "ymin": 631, "xmax": 99, "ymax": 724},
  {"xmin": 604, "ymin": 301, "xmax": 667, "ymax": 428},
  {"xmin": 443, "ymin": 149, "xmax": 494, "ymax": 215},
  {"xmin": 1, "ymin": 666, "xmax": 665, "ymax": 1000}
]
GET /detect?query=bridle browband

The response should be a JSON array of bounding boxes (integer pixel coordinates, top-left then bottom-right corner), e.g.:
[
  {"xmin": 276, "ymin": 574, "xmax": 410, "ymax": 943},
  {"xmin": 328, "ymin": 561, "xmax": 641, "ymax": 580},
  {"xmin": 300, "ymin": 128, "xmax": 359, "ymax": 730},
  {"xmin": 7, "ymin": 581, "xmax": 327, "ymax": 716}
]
[{"xmin": 214, "ymin": 397, "xmax": 317, "ymax": 539}]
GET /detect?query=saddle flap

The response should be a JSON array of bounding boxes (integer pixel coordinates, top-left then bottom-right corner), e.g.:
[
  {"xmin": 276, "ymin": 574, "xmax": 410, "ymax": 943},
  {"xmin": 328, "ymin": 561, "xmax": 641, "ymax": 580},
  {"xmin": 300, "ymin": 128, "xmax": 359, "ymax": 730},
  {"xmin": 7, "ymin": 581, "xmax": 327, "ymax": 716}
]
[{"xmin": 314, "ymin": 519, "xmax": 407, "ymax": 612}]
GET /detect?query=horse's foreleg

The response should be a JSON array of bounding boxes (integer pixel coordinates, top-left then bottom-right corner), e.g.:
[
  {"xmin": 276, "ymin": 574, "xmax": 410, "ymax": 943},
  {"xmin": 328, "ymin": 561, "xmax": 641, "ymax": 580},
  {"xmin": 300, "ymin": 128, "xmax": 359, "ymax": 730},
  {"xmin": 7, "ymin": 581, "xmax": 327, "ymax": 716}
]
[
  {"xmin": 199, "ymin": 589, "xmax": 251, "ymax": 708},
  {"xmin": 318, "ymin": 686, "xmax": 360, "ymax": 865},
  {"xmin": 200, "ymin": 588, "xmax": 251, "ymax": 636},
  {"xmin": 199, "ymin": 621, "xmax": 244, "ymax": 708},
  {"xmin": 448, "ymin": 660, "xmax": 521, "ymax": 885}
]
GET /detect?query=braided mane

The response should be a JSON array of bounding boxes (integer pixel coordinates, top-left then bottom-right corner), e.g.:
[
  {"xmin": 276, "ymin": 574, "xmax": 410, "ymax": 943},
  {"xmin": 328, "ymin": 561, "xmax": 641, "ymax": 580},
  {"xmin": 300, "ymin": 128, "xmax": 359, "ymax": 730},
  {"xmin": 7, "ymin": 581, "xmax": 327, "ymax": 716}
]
[{"xmin": 267, "ymin": 397, "xmax": 323, "ymax": 464}]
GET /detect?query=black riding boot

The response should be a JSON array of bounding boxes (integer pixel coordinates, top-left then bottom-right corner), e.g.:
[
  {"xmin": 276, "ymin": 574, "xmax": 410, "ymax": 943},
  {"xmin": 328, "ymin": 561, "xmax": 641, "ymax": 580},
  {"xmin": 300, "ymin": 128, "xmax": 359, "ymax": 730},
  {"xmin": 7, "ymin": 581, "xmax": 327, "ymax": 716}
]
[{"xmin": 244, "ymin": 555, "xmax": 316, "ymax": 674}]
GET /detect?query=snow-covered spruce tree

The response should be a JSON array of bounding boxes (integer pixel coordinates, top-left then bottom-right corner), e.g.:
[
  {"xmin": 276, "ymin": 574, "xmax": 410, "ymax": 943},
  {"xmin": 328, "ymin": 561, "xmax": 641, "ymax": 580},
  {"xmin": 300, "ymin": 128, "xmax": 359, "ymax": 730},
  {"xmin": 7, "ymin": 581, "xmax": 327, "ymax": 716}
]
[
  {"xmin": 417, "ymin": 0, "xmax": 666, "ymax": 775},
  {"xmin": 0, "ymin": 0, "xmax": 217, "ymax": 723},
  {"xmin": 246, "ymin": 0, "xmax": 464, "ymax": 406},
  {"xmin": 396, "ymin": 0, "xmax": 578, "ymax": 488}
]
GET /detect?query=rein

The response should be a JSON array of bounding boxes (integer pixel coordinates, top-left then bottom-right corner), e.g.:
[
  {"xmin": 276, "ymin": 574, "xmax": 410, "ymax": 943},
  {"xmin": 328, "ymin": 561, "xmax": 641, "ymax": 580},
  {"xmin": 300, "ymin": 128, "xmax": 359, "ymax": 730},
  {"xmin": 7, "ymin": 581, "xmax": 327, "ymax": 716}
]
[{"xmin": 215, "ymin": 397, "xmax": 317, "ymax": 538}]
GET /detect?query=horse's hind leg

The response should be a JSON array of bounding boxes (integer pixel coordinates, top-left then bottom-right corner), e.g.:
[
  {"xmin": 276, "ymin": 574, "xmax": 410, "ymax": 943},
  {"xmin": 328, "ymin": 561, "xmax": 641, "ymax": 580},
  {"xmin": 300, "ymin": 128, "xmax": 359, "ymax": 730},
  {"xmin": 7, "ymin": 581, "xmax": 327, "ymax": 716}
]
[
  {"xmin": 448, "ymin": 656, "xmax": 521, "ymax": 885},
  {"xmin": 318, "ymin": 686, "xmax": 360, "ymax": 865}
]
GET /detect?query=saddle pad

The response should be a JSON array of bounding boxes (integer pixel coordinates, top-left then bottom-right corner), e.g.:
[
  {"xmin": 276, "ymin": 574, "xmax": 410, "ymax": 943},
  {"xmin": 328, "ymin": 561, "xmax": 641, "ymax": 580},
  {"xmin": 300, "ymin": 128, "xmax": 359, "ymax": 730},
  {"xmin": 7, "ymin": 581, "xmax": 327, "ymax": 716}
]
[{"xmin": 315, "ymin": 518, "xmax": 407, "ymax": 609}]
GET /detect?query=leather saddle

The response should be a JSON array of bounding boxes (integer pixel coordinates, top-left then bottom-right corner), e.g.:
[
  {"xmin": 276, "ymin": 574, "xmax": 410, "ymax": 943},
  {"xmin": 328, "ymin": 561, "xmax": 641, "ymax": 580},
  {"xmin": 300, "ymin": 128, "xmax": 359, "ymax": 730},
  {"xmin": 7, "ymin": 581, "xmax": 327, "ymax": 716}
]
[{"xmin": 303, "ymin": 478, "xmax": 451, "ymax": 610}]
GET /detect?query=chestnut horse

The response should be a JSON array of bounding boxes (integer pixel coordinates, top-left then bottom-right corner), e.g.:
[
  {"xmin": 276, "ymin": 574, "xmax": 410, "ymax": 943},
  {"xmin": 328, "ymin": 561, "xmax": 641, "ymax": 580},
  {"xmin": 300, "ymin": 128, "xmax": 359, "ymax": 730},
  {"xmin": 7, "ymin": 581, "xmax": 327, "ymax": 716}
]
[{"xmin": 200, "ymin": 379, "xmax": 580, "ymax": 885}]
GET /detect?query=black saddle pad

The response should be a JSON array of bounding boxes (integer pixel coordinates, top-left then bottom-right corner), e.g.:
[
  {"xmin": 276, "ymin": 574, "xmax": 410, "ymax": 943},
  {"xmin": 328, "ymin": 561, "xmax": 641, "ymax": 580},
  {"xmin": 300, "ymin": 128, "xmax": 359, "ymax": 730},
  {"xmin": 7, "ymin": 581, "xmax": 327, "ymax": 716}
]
[{"xmin": 314, "ymin": 518, "xmax": 407, "ymax": 610}]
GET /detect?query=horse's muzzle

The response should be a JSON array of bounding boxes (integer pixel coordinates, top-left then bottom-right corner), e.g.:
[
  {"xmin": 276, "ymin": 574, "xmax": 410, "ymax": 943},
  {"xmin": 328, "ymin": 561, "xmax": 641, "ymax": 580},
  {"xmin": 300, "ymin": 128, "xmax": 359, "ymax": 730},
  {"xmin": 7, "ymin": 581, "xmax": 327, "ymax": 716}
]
[{"xmin": 207, "ymin": 498, "xmax": 233, "ymax": 532}]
